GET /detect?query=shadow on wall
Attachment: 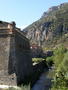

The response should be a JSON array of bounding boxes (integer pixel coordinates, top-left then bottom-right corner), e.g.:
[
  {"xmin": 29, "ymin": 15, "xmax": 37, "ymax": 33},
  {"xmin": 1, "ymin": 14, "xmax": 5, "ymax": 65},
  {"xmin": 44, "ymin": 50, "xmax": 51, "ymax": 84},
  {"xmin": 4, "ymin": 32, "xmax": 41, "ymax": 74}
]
[
  {"xmin": 8, "ymin": 31, "xmax": 33, "ymax": 86},
  {"xmin": 8, "ymin": 36, "xmax": 15, "ymax": 74}
]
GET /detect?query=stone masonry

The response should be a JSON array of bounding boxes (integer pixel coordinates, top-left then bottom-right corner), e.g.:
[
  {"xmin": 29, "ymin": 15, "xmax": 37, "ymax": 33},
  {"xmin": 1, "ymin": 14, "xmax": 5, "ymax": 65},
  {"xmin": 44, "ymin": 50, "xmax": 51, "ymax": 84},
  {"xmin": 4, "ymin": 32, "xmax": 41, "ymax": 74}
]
[{"xmin": 0, "ymin": 21, "xmax": 32, "ymax": 86}]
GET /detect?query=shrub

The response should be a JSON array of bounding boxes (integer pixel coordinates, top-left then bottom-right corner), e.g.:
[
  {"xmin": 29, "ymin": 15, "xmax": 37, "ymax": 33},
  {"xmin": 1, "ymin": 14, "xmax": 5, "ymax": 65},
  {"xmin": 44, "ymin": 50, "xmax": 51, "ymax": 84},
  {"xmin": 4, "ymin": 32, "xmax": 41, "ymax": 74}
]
[{"xmin": 51, "ymin": 46, "xmax": 68, "ymax": 89}]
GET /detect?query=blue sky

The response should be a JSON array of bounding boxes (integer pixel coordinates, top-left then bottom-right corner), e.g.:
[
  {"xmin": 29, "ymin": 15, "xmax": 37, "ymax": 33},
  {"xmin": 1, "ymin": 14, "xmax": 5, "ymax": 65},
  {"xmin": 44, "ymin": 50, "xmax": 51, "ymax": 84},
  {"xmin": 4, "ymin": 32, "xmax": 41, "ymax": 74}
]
[{"xmin": 0, "ymin": 0, "xmax": 68, "ymax": 29}]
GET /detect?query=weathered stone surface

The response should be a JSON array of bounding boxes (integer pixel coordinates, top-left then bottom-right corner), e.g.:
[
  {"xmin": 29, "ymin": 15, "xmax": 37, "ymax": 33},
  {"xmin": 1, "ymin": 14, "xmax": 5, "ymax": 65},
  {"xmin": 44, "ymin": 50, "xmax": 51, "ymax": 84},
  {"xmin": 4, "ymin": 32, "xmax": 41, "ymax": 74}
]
[
  {"xmin": 0, "ymin": 21, "xmax": 32, "ymax": 86},
  {"xmin": 15, "ymin": 29, "xmax": 32, "ymax": 85},
  {"xmin": 0, "ymin": 36, "xmax": 17, "ymax": 86}
]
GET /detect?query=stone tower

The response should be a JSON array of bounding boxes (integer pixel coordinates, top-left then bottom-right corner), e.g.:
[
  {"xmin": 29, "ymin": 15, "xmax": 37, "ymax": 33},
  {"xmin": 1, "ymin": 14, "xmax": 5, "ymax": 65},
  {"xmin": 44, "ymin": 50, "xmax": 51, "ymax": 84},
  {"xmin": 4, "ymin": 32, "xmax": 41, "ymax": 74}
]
[{"xmin": 0, "ymin": 21, "xmax": 32, "ymax": 86}]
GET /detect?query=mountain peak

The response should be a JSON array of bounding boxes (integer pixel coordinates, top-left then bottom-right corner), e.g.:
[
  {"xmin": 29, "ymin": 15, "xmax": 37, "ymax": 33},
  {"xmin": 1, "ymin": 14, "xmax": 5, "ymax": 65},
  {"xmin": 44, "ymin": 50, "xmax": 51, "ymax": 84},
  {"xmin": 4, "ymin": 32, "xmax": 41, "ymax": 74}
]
[
  {"xmin": 42, "ymin": 2, "xmax": 68, "ymax": 18},
  {"xmin": 23, "ymin": 2, "xmax": 68, "ymax": 48}
]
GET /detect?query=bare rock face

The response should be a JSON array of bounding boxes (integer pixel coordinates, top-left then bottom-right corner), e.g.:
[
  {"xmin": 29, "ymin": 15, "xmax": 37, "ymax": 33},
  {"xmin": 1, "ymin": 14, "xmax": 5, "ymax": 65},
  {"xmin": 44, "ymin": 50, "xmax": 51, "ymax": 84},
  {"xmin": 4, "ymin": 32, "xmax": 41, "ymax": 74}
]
[
  {"xmin": 23, "ymin": 3, "xmax": 68, "ymax": 48},
  {"xmin": 0, "ymin": 21, "xmax": 32, "ymax": 86}
]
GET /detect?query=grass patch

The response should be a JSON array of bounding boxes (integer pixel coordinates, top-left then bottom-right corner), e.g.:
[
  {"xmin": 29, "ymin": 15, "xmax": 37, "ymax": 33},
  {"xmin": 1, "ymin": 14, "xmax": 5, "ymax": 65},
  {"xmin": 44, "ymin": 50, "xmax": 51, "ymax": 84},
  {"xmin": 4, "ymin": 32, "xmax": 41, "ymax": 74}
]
[{"xmin": 32, "ymin": 58, "xmax": 45, "ymax": 63}]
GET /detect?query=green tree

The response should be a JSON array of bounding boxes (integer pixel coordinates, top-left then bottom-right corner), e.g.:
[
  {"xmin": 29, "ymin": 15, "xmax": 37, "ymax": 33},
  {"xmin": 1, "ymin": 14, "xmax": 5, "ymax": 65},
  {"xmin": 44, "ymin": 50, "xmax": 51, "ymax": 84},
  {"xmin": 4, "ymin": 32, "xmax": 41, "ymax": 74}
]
[{"xmin": 51, "ymin": 46, "xmax": 68, "ymax": 90}]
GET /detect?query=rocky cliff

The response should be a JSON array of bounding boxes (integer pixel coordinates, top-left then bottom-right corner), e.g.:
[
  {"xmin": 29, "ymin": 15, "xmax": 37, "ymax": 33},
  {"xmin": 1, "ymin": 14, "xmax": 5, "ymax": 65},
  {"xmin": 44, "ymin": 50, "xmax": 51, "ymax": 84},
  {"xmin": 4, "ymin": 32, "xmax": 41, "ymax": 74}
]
[{"xmin": 23, "ymin": 3, "xmax": 68, "ymax": 48}]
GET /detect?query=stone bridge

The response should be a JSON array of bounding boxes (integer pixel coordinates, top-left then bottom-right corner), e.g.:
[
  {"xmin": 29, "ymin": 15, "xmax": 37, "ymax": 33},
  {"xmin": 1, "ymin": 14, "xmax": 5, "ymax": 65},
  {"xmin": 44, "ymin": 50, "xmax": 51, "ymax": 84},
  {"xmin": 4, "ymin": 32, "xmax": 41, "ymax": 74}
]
[{"xmin": 0, "ymin": 21, "xmax": 32, "ymax": 86}]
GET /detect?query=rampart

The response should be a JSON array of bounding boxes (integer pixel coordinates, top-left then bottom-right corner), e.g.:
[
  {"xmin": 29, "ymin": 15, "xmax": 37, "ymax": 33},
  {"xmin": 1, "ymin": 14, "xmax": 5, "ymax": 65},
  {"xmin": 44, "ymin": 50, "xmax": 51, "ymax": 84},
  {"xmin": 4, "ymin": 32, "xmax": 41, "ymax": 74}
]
[{"xmin": 0, "ymin": 21, "xmax": 32, "ymax": 86}]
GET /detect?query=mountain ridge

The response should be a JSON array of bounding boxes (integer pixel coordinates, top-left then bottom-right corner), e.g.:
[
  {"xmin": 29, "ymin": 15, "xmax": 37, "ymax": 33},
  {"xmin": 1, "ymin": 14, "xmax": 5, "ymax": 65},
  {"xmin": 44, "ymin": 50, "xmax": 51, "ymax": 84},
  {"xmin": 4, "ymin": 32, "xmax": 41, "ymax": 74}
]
[{"xmin": 23, "ymin": 2, "xmax": 68, "ymax": 49}]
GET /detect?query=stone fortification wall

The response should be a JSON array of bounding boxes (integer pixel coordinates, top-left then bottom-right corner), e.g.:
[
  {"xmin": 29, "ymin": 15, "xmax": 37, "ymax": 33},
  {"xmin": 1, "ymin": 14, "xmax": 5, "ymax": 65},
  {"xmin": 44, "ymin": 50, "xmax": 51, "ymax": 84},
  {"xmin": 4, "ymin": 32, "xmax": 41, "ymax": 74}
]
[
  {"xmin": 15, "ymin": 29, "xmax": 32, "ymax": 85},
  {"xmin": 0, "ymin": 21, "xmax": 32, "ymax": 86},
  {"xmin": 0, "ymin": 35, "xmax": 17, "ymax": 86}
]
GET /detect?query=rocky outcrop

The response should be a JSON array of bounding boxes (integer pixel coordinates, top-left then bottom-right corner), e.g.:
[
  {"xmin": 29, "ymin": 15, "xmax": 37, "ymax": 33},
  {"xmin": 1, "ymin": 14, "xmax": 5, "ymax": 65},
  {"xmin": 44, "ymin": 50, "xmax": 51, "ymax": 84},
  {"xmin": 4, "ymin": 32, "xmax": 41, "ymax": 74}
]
[{"xmin": 23, "ymin": 3, "xmax": 68, "ymax": 48}]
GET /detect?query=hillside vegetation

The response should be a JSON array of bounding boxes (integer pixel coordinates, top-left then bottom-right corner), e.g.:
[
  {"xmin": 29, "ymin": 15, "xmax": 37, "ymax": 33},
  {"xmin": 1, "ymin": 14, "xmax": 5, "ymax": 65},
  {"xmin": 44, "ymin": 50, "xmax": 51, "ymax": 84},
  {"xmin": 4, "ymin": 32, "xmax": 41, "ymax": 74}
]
[
  {"xmin": 23, "ymin": 3, "xmax": 68, "ymax": 49},
  {"xmin": 23, "ymin": 3, "xmax": 68, "ymax": 89},
  {"xmin": 49, "ymin": 45, "xmax": 68, "ymax": 90}
]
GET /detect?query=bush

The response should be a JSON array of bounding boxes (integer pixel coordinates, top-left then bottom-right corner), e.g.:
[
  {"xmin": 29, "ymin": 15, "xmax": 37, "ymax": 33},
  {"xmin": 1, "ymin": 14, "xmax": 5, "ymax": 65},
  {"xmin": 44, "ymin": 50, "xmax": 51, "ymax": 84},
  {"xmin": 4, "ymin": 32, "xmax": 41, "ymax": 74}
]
[
  {"xmin": 46, "ymin": 56, "xmax": 53, "ymax": 67},
  {"xmin": 51, "ymin": 45, "xmax": 68, "ymax": 89},
  {"xmin": 32, "ymin": 58, "xmax": 45, "ymax": 63}
]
